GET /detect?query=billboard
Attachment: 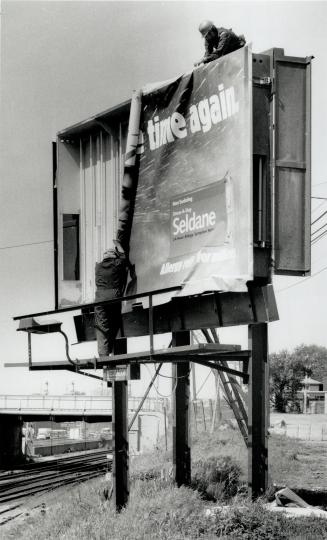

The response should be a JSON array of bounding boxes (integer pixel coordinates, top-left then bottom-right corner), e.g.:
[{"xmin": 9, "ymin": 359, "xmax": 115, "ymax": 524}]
[{"xmin": 129, "ymin": 46, "xmax": 253, "ymax": 298}]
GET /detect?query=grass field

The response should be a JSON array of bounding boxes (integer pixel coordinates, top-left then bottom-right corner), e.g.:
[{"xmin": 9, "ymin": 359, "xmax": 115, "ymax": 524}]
[
  {"xmin": 191, "ymin": 405, "xmax": 327, "ymax": 489},
  {"xmin": 3, "ymin": 478, "xmax": 327, "ymax": 540},
  {"xmin": 2, "ymin": 425, "xmax": 327, "ymax": 540}
]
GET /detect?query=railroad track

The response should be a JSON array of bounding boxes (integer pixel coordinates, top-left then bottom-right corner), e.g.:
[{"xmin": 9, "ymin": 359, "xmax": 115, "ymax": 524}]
[{"xmin": 0, "ymin": 450, "xmax": 111, "ymax": 525}]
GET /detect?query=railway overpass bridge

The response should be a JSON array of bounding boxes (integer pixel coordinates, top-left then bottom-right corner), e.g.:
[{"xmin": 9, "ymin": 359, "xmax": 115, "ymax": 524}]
[
  {"xmin": 0, "ymin": 394, "xmax": 167, "ymax": 421},
  {"xmin": 0, "ymin": 394, "xmax": 168, "ymax": 467}
]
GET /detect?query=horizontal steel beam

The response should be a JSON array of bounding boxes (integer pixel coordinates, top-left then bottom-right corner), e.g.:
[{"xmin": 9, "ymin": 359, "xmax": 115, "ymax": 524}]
[
  {"xmin": 192, "ymin": 358, "xmax": 249, "ymax": 382},
  {"xmin": 5, "ymin": 344, "xmax": 250, "ymax": 372},
  {"xmin": 14, "ymin": 287, "xmax": 279, "ymax": 339},
  {"xmin": 13, "ymin": 286, "xmax": 181, "ymax": 321},
  {"xmin": 0, "ymin": 412, "xmax": 112, "ymax": 422}
]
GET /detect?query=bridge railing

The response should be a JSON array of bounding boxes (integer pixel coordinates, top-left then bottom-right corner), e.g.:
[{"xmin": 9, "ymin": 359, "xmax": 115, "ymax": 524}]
[{"xmin": 0, "ymin": 395, "xmax": 168, "ymax": 413}]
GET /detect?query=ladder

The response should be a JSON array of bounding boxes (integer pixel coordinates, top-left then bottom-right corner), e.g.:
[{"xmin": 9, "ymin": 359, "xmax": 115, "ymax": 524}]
[{"xmin": 192, "ymin": 328, "xmax": 248, "ymax": 446}]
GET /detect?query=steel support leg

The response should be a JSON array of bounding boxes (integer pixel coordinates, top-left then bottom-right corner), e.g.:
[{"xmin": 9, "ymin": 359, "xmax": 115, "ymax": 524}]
[
  {"xmin": 112, "ymin": 338, "xmax": 129, "ymax": 511},
  {"xmin": 172, "ymin": 330, "xmax": 191, "ymax": 487},
  {"xmin": 28, "ymin": 333, "xmax": 32, "ymax": 369},
  {"xmin": 248, "ymin": 323, "xmax": 269, "ymax": 498}
]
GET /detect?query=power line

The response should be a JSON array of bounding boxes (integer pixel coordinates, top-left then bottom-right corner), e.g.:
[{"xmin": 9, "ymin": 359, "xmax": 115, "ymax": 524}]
[
  {"xmin": 312, "ymin": 181, "xmax": 327, "ymax": 187},
  {"xmin": 312, "ymin": 197, "xmax": 327, "ymax": 200},
  {"xmin": 312, "ymin": 229, "xmax": 327, "ymax": 242},
  {"xmin": 311, "ymin": 220, "xmax": 327, "ymax": 244},
  {"xmin": 196, "ymin": 370, "xmax": 212, "ymax": 395},
  {"xmin": 311, "ymin": 235, "xmax": 327, "ymax": 248},
  {"xmin": 312, "ymin": 234, "xmax": 327, "ymax": 245},
  {"xmin": 0, "ymin": 240, "xmax": 53, "ymax": 251},
  {"xmin": 312, "ymin": 229, "xmax": 327, "ymax": 245},
  {"xmin": 277, "ymin": 264, "xmax": 327, "ymax": 293},
  {"xmin": 311, "ymin": 222, "xmax": 327, "ymax": 237},
  {"xmin": 312, "ymin": 235, "xmax": 327, "ymax": 246},
  {"xmin": 311, "ymin": 210, "xmax": 327, "ymax": 226},
  {"xmin": 311, "ymin": 200, "xmax": 327, "ymax": 217}
]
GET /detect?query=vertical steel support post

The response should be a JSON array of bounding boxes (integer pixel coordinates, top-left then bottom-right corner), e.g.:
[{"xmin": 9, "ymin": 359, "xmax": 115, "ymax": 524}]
[
  {"xmin": 112, "ymin": 338, "xmax": 129, "ymax": 511},
  {"xmin": 52, "ymin": 141, "xmax": 59, "ymax": 310},
  {"xmin": 27, "ymin": 333, "xmax": 32, "ymax": 369},
  {"xmin": 172, "ymin": 330, "xmax": 191, "ymax": 487},
  {"xmin": 248, "ymin": 323, "xmax": 269, "ymax": 498},
  {"xmin": 149, "ymin": 293, "xmax": 154, "ymax": 355}
]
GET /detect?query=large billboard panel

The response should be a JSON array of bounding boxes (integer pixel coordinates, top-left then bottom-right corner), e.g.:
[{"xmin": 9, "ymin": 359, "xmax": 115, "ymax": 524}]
[{"xmin": 129, "ymin": 46, "xmax": 253, "ymax": 298}]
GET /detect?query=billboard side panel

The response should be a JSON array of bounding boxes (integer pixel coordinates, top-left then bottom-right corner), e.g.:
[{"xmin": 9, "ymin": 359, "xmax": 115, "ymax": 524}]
[
  {"xmin": 274, "ymin": 56, "xmax": 312, "ymax": 275},
  {"xmin": 57, "ymin": 140, "xmax": 82, "ymax": 306},
  {"xmin": 57, "ymin": 125, "xmax": 128, "ymax": 307}
]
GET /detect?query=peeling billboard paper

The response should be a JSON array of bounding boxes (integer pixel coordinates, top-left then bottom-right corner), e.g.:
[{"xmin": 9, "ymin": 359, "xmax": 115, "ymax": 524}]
[{"xmin": 128, "ymin": 46, "xmax": 253, "ymax": 302}]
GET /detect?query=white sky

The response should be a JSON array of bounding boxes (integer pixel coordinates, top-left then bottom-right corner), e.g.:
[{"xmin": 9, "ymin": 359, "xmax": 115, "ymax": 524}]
[{"xmin": 1, "ymin": 0, "xmax": 327, "ymax": 398}]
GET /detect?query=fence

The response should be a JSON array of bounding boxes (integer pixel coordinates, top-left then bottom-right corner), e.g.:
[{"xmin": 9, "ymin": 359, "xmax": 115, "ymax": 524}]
[
  {"xmin": 271, "ymin": 423, "xmax": 327, "ymax": 442},
  {"xmin": 190, "ymin": 398, "xmax": 234, "ymax": 433}
]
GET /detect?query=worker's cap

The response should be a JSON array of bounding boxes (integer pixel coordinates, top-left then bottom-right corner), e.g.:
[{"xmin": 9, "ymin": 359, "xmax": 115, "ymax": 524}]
[
  {"xmin": 198, "ymin": 20, "xmax": 215, "ymax": 37},
  {"xmin": 103, "ymin": 248, "xmax": 117, "ymax": 260}
]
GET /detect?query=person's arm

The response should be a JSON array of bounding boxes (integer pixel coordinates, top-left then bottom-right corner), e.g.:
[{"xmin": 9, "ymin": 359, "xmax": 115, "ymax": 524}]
[
  {"xmin": 204, "ymin": 37, "xmax": 213, "ymax": 56},
  {"xmin": 216, "ymin": 30, "xmax": 232, "ymax": 57},
  {"xmin": 194, "ymin": 51, "xmax": 220, "ymax": 66},
  {"xmin": 194, "ymin": 38, "xmax": 218, "ymax": 66}
]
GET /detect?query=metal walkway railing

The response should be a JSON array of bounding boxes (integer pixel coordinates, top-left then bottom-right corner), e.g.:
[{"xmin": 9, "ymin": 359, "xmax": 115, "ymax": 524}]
[{"xmin": 0, "ymin": 395, "xmax": 168, "ymax": 415}]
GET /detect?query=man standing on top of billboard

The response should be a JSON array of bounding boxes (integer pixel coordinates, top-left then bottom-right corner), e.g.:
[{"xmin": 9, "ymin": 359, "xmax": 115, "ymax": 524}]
[{"xmin": 194, "ymin": 20, "xmax": 246, "ymax": 66}]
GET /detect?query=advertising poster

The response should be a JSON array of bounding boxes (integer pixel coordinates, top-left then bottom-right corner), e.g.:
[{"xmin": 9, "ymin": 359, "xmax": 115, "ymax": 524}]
[{"xmin": 129, "ymin": 46, "xmax": 253, "ymax": 298}]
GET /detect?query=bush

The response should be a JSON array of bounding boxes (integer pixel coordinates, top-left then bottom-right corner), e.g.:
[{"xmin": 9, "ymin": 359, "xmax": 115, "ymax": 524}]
[
  {"xmin": 192, "ymin": 455, "xmax": 242, "ymax": 500},
  {"xmin": 212, "ymin": 500, "xmax": 287, "ymax": 539}
]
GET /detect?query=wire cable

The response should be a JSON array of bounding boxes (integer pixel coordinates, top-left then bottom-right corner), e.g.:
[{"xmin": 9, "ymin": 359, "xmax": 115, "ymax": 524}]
[
  {"xmin": 311, "ymin": 210, "xmax": 327, "ymax": 226},
  {"xmin": 312, "ymin": 230, "xmax": 327, "ymax": 245},
  {"xmin": 311, "ymin": 222, "xmax": 327, "ymax": 238},
  {"xmin": 147, "ymin": 341, "xmax": 190, "ymax": 380},
  {"xmin": 311, "ymin": 201, "xmax": 327, "ymax": 221},
  {"xmin": 144, "ymin": 363, "xmax": 178, "ymax": 398},
  {"xmin": 311, "ymin": 236, "xmax": 327, "ymax": 248},
  {"xmin": 196, "ymin": 370, "xmax": 212, "ymax": 395},
  {"xmin": 0, "ymin": 239, "xmax": 53, "ymax": 250},
  {"xmin": 277, "ymin": 264, "xmax": 327, "ymax": 293},
  {"xmin": 156, "ymin": 369, "xmax": 191, "ymax": 380},
  {"xmin": 312, "ymin": 181, "xmax": 327, "ymax": 187}
]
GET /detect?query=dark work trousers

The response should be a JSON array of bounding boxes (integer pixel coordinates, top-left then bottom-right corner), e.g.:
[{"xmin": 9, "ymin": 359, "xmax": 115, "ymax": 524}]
[{"xmin": 94, "ymin": 288, "xmax": 122, "ymax": 356}]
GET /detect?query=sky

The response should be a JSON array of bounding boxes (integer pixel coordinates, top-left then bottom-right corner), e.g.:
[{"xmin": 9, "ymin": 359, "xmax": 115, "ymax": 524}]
[{"xmin": 1, "ymin": 0, "xmax": 327, "ymax": 398}]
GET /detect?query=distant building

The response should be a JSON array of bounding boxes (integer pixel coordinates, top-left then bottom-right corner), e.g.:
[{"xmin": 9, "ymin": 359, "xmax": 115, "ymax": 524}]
[
  {"xmin": 299, "ymin": 376, "xmax": 324, "ymax": 414},
  {"xmin": 300, "ymin": 376, "xmax": 323, "ymax": 392}
]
